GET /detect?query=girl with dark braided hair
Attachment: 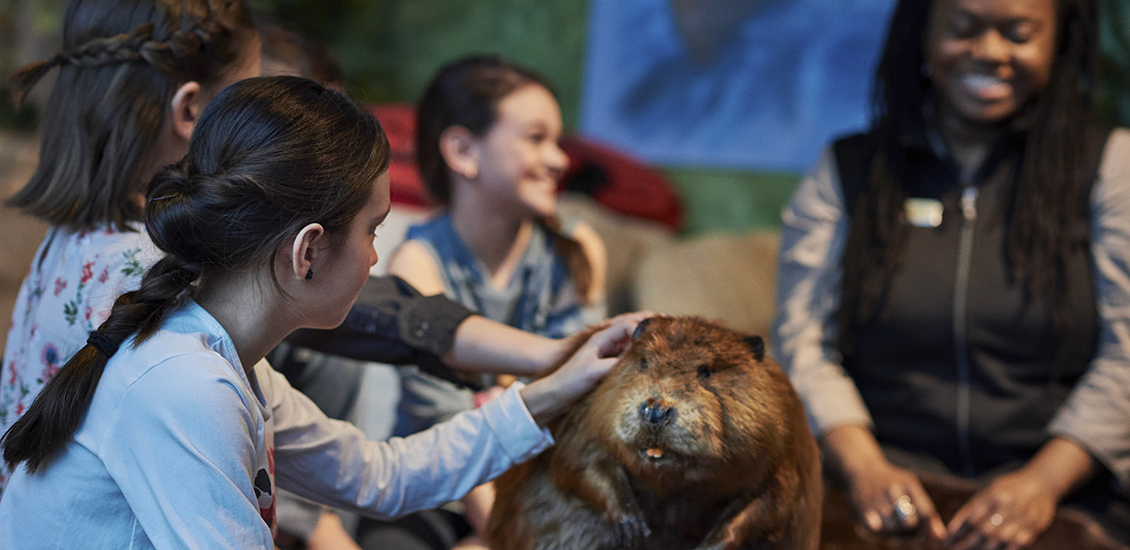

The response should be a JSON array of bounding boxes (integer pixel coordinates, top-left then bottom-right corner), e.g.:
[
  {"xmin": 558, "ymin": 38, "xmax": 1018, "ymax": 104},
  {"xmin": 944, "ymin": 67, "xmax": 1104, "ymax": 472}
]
[
  {"xmin": 772, "ymin": 0, "xmax": 1130, "ymax": 547},
  {"xmin": 0, "ymin": 76, "xmax": 638, "ymax": 549},
  {"xmin": 0, "ymin": 0, "xmax": 261, "ymax": 494}
]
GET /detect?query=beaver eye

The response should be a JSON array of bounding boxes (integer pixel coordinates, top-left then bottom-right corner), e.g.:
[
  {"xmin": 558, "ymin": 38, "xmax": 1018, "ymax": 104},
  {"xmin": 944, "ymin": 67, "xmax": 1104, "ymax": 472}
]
[
  {"xmin": 697, "ymin": 365, "xmax": 713, "ymax": 379},
  {"xmin": 639, "ymin": 357, "xmax": 649, "ymax": 370}
]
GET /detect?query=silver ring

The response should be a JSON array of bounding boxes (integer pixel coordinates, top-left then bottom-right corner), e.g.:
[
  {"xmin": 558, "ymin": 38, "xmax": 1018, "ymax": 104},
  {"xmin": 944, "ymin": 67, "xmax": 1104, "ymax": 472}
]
[
  {"xmin": 990, "ymin": 513, "xmax": 1004, "ymax": 527},
  {"xmin": 894, "ymin": 495, "xmax": 917, "ymax": 521}
]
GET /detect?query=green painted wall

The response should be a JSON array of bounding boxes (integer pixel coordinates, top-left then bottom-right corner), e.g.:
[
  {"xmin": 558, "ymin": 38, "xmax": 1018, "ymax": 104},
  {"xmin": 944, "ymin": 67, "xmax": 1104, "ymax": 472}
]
[
  {"xmin": 260, "ymin": 0, "xmax": 590, "ymax": 128},
  {"xmin": 661, "ymin": 168, "xmax": 800, "ymax": 235}
]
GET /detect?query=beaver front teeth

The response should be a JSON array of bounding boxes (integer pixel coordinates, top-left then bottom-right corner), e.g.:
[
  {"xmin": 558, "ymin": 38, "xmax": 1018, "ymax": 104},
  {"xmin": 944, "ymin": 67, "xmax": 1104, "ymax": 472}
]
[{"xmin": 644, "ymin": 447, "xmax": 665, "ymax": 459}]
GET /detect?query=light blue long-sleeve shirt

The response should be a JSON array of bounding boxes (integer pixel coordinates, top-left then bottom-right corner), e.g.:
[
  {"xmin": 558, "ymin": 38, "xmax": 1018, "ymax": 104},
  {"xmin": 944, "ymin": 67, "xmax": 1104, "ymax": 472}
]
[{"xmin": 0, "ymin": 300, "xmax": 552, "ymax": 549}]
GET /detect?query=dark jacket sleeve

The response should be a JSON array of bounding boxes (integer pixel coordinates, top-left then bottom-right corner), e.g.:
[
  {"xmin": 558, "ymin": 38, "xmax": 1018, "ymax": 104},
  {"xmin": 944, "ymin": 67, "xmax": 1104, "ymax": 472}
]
[{"xmin": 282, "ymin": 275, "xmax": 477, "ymax": 387}]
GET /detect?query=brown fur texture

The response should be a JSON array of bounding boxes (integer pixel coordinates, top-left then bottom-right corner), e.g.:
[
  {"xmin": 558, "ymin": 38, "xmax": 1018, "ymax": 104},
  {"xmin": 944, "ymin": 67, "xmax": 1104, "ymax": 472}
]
[
  {"xmin": 488, "ymin": 316, "xmax": 822, "ymax": 550},
  {"xmin": 820, "ymin": 472, "xmax": 1130, "ymax": 550}
]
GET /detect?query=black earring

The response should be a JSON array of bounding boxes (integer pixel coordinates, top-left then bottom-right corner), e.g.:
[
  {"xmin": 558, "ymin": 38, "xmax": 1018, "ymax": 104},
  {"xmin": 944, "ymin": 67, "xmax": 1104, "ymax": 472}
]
[{"xmin": 305, "ymin": 269, "xmax": 313, "ymax": 281}]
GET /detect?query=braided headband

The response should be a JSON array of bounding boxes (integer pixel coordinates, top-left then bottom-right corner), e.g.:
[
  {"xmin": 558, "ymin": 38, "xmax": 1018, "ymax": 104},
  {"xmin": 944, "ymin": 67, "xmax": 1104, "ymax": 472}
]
[
  {"xmin": 8, "ymin": 2, "xmax": 242, "ymax": 108},
  {"xmin": 46, "ymin": 22, "xmax": 162, "ymax": 71},
  {"xmin": 43, "ymin": 13, "xmax": 230, "ymax": 75},
  {"xmin": 87, "ymin": 330, "xmax": 121, "ymax": 358}
]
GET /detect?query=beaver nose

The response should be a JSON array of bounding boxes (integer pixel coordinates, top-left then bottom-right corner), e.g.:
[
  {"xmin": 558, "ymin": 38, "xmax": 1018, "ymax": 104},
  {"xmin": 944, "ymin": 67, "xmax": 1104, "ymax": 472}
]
[{"xmin": 639, "ymin": 399, "xmax": 676, "ymax": 425}]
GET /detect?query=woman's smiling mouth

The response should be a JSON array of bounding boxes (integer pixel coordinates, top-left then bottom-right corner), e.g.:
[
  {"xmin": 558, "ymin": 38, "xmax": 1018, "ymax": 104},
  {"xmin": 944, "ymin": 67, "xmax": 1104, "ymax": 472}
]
[{"xmin": 959, "ymin": 73, "xmax": 1013, "ymax": 101}]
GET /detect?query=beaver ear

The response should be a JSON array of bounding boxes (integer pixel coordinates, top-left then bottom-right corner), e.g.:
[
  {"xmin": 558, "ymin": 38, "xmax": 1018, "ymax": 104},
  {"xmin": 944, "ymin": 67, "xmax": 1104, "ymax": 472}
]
[
  {"xmin": 743, "ymin": 335, "xmax": 765, "ymax": 361},
  {"xmin": 632, "ymin": 317, "xmax": 654, "ymax": 341}
]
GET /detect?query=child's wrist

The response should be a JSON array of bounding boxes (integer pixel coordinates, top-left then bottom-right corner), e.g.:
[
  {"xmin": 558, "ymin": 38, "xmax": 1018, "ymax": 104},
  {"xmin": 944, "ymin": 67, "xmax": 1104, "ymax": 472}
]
[{"xmin": 518, "ymin": 379, "xmax": 559, "ymax": 428}]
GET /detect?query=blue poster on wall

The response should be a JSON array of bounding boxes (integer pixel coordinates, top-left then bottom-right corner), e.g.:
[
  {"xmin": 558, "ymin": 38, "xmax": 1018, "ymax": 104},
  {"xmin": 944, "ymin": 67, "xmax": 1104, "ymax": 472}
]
[{"xmin": 580, "ymin": 0, "xmax": 897, "ymax": 172}]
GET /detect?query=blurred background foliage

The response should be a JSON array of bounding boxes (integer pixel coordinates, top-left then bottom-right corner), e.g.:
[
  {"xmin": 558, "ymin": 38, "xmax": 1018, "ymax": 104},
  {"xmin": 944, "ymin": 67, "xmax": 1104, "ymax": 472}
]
[
  {"xmin": 1099, "ymin": 0, "xmax": 1130, "ymax": 125},
  {"xmin": 0, "ymin": 0, "xmax": 17, "ymax": 128},
  {"xmin": 251, "ymin": 0, "xmax": 589, "ymax": 128},
  {"xmin": 249, "ymin": 0, "xmax": 1130, "ymax": 232},
  {"xmin": 4, "ymin": 0, "xmax": 1130, "ymax": 134},
  {"xmin": 0, "ymin": 0, "xmax": 66, "ymax": 130},
  {"xmin": 3, "ymin": 0, "xmax": 1130, "ymax": 232}
]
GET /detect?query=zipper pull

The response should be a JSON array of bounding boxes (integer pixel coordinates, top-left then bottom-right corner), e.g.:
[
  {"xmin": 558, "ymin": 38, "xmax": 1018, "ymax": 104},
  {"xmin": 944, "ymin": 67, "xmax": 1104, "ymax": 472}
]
[{"xmin": 961, "ymin": 186, "xmax": 978, "ymax": 222}]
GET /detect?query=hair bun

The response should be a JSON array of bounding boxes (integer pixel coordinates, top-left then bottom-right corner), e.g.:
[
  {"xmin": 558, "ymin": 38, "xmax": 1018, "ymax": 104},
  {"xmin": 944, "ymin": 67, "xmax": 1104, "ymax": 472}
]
[
  {"xmin": 147, "ymin": 161, "xmax": 192, "ymax": 202},
  {"xmin": 144, "ymin": 164, "xmax": 205, "ymax": 261}
]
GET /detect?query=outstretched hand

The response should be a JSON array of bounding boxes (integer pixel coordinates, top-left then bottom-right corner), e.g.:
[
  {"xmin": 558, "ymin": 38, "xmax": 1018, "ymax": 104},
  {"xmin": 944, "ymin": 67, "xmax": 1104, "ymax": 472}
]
[
  {"xmin": 846, "ymin": 457, "xmax": 947, "ymax": 539},
  {"xmin": 946, "ymin": 469, "xmax": 1057, "ymax": 550},
  {"xmin": 945, "ymin": 437, "xmax": 1100, "ymax": 550},
  {"xmin": 822, "ymin": 425, "xmax": 947, "ymax": 540},
  {"xmin": 519, "ymin": 314, "xmax": 648, "ymax": 426}
]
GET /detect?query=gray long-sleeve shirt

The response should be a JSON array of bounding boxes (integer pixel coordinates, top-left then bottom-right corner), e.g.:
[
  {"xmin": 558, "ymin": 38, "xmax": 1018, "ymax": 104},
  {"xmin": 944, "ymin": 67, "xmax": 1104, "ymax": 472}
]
[{"xmin": 0, "ymin": 300, "xmax": 552, "ymax": 549}]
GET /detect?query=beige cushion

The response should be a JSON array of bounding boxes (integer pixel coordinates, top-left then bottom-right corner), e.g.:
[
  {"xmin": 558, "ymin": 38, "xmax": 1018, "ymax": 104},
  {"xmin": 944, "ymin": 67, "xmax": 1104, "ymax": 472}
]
[
  {"xmin": 633, "ymin": 231, "xmax": 779, "ymax": 341},
  {"xmin": 556, "ymin": 193, "xmax": 675, "ymax": 315}
]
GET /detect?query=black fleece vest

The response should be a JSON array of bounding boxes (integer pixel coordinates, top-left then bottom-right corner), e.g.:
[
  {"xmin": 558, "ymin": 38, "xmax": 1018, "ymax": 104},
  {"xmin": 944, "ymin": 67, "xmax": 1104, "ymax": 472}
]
[{"xmin": 833, "ymin": 126, "xmax": 1110, "ymax": 477}]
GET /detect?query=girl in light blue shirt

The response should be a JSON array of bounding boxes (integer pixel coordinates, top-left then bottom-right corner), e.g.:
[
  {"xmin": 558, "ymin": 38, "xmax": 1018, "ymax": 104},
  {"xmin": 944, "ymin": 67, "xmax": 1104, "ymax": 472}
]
[{"xmin": 0, "ymin": 76, "xmax": 637, "ymax": 550}]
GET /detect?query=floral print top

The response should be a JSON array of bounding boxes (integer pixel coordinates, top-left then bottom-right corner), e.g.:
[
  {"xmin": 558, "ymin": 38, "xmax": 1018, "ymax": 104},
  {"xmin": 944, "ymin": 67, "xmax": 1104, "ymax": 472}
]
[{"xmin": 0, "ymin": 224, "xmax": 162, "ymax": 494}]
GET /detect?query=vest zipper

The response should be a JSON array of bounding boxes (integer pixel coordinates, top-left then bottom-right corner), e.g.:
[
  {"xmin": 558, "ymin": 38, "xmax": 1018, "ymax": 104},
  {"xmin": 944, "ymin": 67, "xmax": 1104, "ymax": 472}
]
[{"xmin": 953, "ymin": 185, "xmax": 978, "ymax": 477}]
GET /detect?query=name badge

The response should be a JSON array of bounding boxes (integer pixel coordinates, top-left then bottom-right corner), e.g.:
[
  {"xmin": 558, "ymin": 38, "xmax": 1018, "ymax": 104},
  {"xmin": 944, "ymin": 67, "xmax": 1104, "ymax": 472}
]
[{"xmin": 905, "ymin": 198, "xmax": 943, "ymax": 228}]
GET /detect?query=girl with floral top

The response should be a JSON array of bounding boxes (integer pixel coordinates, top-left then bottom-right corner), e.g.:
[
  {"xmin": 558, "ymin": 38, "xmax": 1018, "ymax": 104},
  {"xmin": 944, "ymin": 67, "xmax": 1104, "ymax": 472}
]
[{"xmin": 0, "ymin": 0, "xmax": 261, "ymax": 494}]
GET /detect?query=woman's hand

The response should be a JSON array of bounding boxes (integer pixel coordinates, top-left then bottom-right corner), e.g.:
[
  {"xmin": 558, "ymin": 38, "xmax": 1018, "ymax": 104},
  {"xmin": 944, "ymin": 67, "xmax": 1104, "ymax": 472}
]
[
  {"xmin": 946, "ymin": 437, "xmax": 1098, "ymax": 550},
  {"xmin": 945, "ymin": 469, "xmax": 1056, "ymax": 550},
  {"xmin": 518, "ymin": 317, "xmax": 640, "ymax": 426},
  {"xmin": 850, "ymin": 459, "xmax": 947, "ymax": 537},
  {"xmin": 822, "ymin": 425, "xmax": 947, "ymax": 539}
]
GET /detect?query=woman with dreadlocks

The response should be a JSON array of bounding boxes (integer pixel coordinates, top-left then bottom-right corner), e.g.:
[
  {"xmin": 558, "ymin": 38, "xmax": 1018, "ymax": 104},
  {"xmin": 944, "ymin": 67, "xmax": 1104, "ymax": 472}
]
[{"xmin": 772, "ymin": 0, "xmax": 1130, "ymax": 548}]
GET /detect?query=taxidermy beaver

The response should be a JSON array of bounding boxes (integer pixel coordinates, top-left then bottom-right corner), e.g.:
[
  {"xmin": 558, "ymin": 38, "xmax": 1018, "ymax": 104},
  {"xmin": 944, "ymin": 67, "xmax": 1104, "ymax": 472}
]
[{"xmin": 488, "ymin": 316, "xmax": 822, "ymax": 550}]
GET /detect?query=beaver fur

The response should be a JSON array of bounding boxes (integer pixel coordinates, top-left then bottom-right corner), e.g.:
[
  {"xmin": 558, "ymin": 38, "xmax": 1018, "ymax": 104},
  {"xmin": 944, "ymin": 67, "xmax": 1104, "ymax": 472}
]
[{"xmin": 488, "ymin": 316, "xmax": 822, "ymax": 550}]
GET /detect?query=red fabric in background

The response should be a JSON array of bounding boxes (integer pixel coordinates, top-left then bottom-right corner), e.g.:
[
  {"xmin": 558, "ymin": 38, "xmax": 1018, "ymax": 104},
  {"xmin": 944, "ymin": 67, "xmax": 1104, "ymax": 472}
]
[
  {"xmin": 370, "ymin": 103, "xmax": 683, "ymax": 231},
  {"xmin": 370, "ymin": 104, "xmax": 431, "ymax": 209},
  {"xmin": 557, "ymin": 135, "xmax": 682, "ymax": 230}
]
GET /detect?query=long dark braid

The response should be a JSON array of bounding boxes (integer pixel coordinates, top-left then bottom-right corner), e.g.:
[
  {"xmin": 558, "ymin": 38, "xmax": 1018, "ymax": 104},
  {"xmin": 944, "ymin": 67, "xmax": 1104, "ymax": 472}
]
[
  {"xmin": 2, "ymin": 76, "xmax": 390, "ymax": 473},
  {"xmin": 838, "ymin": 0, "xmax": 1101, "ymax": 353},
  {"xmin": 1, "ymin": 256, "xmax": 199, "ymax": 472}
]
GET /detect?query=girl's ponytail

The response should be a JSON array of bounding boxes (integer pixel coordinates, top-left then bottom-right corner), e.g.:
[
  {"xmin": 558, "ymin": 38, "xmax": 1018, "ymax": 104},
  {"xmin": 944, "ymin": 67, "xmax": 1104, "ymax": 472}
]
[
  {"xmin": 4, "ymin": 76, "xmax": 390, "ymax": 474},
  {"xmin": 5, "ymin": 76, "xmax": 388, "ymax": 474},
  {"xmin": 3, "ymin": 160, "xmax": 203, "ymax": 471},
  {"xmin": 1, "ymin": 255, "xmax": 200, "ymax": 472}
]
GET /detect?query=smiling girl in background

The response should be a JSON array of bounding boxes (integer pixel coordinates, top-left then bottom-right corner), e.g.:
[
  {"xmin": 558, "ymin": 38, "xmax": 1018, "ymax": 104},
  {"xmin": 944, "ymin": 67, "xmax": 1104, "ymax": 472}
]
[
  {"xmin": 379, "ymin": 56, "xmax": 608, "ymax": 549},
  {"xmin": 391, "ymin": 55, "xmax": 607, "ymax": 340}
]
